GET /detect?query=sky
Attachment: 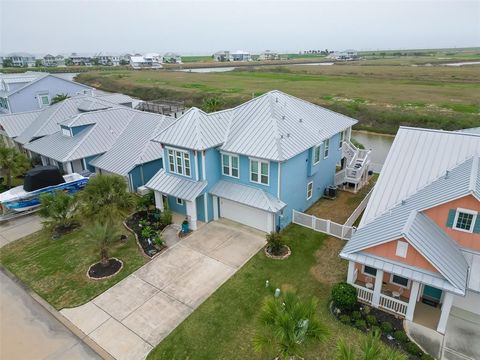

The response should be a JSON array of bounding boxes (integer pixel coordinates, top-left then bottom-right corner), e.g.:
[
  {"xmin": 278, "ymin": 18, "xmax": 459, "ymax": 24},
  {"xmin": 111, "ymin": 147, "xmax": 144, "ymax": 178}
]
[{"xmin": 0, "ymin": 0, "xmax": 479, "ymax": 55}]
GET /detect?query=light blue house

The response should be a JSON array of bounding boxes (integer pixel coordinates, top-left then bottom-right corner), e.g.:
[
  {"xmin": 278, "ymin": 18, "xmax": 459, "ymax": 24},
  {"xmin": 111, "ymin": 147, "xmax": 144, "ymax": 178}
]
[
  {"xmin": 0, "ymin": 72, "xmax": 92, "ymax": 114},
  {"xmin": 146, "ymin": 90, "xmax": 364, "ymax": 232}
]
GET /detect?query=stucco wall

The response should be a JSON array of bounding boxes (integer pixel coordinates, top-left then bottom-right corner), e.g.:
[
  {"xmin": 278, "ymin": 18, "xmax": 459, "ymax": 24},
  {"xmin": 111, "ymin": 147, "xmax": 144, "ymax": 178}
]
[{"xmin": 129, "ymin": 159, "xmax": 163, "ymax": 192}]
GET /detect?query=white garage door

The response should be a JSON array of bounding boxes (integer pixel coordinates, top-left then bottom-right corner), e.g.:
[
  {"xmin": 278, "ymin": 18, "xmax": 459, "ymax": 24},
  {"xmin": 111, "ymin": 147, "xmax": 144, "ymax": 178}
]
[{"xmin": 219, "ymin": 198, "xmax": 273, "ymax": 232}]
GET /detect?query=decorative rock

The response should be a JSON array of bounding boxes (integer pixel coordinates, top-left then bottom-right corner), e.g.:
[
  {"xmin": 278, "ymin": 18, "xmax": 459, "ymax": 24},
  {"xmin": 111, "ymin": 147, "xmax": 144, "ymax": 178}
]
[{"xmin": 274, "ymin": 288, "xmax": 281, "ymax": 298}]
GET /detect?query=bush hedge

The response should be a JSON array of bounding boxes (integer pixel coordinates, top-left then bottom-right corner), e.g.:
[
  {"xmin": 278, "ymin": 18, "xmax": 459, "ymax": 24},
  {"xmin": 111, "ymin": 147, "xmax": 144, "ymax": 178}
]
[{"xmin": 331, "ymin": 282, "xmax": 357, "ymax": 312}]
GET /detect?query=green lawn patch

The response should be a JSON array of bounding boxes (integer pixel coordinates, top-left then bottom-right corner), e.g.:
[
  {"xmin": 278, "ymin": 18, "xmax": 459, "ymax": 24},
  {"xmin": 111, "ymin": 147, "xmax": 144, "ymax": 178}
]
[
  {"xmin": 0, "ymin": 221, "xmax": 146, "ymax": 310},
  {"xmin": 440, "ymin": 103, "xmax": 480, "ymax": 113},
  {"xmin": 148, "ymin": 224, "xmax": 372, "ymax": 359}
]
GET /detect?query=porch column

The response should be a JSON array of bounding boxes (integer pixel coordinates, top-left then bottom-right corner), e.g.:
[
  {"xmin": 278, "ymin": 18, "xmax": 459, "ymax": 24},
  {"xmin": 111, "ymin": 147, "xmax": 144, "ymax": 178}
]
[
  {"xmin": 154, "ymin": 191, "xmax": 164, "ymax": 211},
  {"xmin": 186, "ymin": 200, "xmax": 198, "ymax": 231},
  {"xmin": 347, "ymin": 261, "xmax": 355, "ymax": 284},
  {"xmin": 212, "ymin": 196, "xmax": 219, "ymax": 220},
  {"xmin": 64, "ymin": 161, "xmax": 73, "ymax": 174},
  {"xmin": 437, "ymin": 292, "xmax": 454, "ymax": 334},
  {"xmin": 371, "ymin": 269, "xmax": 384, "ymax": 307},
  {"xmin": 405, "ymin": 281, "xmax": 420, "ymax": 321}
]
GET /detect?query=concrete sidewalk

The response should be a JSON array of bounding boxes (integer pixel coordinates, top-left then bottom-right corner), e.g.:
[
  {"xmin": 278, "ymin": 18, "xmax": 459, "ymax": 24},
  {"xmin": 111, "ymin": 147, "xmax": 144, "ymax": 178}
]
[{"xmin": 61, "ymin": 221, "xmax": 265, "ymax": 360}]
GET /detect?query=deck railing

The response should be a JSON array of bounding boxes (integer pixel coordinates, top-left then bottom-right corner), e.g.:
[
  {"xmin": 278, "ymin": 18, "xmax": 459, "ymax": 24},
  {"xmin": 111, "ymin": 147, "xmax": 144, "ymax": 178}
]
[
  {"xmin": 353, "ymin": 284, "xmax": 373, "ymax": 303},
  {"xmin": 379, "ymin": 294, "xmax": 408, "ymax": 317}
]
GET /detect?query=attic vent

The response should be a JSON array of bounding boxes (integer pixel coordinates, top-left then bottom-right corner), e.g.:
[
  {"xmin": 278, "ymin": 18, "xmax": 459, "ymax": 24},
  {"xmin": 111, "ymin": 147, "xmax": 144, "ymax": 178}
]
[
  {"xmin": 299, "ymin": 118, "xmax": 303, "ymax": 123},
  {"xmin": 280, "ymin": 134, "xmax": 284, "ymax": 139},
  {"xmin": 276, "ymin": 97, "xmax": 278, "ymax": 103},
  {"xmin": 445, "ymin": 170, "xmax": 449, "ymax": 179},
  {"xmin": 401, "ymin": 200, "xmax": 406, "ymax": 205},
  {"xmin": 282, "ymin": 115, "xmax": 285, "ymax": 120},
  {"xmin": 286, "ymin": 133, "xmax": 290, "ymax": 138}
]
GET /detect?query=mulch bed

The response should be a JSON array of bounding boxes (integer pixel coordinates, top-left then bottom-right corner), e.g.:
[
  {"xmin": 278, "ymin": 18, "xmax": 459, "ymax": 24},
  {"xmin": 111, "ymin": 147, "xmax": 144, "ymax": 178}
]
[
  {"xmin": 124, "ymin": 210, "xmax": 167, "ymax": 258},
  {"xmin": 88, "ymin": 258, "xmax": 123, "ymax": 280},
  {"xmin": 52, "ymin": 222, "xmax": 81, "ymax": 239},
  {"xmin": 264, "ymin": 245, "xmax": 291, "ymax": 260}
]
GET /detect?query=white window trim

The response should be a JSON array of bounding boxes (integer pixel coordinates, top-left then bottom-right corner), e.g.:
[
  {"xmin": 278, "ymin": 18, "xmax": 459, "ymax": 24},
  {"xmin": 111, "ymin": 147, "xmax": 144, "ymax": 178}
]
[
  {"xmin": 166, "ymin": 147, "xmax": 192, "ymax": 178},
  {"xmin": 339, "ymin": 131, "xmax": 345, "ymax": 149},
  {"xmin": 323, "ymin": 139, "xmax": 330, "ymax": 159},
  {"xmin": 249, "ymin": 158, "xmax": 269, "ymax": 186},
  {"xmin": 221, "ymin": 152, "xmax": 239, "ymax": 178},
  {"xmin": 313, "ymin": 145, "xmax": 321, "ymax": 165},
  {"xmin": 362, "ymin": 265, "xmax": 377, "ymax": 278},
  {"xmin": 453, "ymin": 208, "xmax": 477, "ymax": 233},
  {"xmin": 61, "ymin": 127, "xmax": 72, "ymax": 137},
  {"xmin": 176, "ymin": 197, "xmax": 183, "ymax": 205},
  {"xmin": 38, "ymin": 93, "xmax": 50, "ymax": 108},
  {"xmin": 390, "ymin": 273, "xmax": 411, "ymax": 289},
  {"xmin": 306, "ymin": 181, "xmax": 313, "ymax": 200}
]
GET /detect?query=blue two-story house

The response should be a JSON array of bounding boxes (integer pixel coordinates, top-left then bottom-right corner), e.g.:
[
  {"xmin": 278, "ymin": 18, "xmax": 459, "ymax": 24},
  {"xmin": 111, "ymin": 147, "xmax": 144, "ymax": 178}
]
[{"xmin": 146, "ymin": 90, "xmax": 359, "ymax": 232}]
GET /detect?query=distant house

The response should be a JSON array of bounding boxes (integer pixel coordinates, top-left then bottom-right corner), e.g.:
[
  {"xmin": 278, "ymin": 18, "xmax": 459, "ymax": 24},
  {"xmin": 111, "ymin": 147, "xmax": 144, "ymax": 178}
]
[
  {"xmin": 340, "ymin": 127, "xmax": 480, "ymax": 345},
  {"xmin": 162, "ymin": 52, "xmax": 182, "ymax": 64},
  {"xmin": 145, "ymin": 90, "xmax": 364, "ymax": 232},
  {"xmin": 258, "ymin": 50, "xmax": 281, "ymax": 61},
  {"xmin": 120, "ymin": 54, "xmax": 131, "ymax": 65},
  {"xmin": 94, "ymin": 53, "xmax": 120, "ymax": 66},
  {"xmin": 43, "ymin": 54, "xmax": 65, "ymax": 67},
  {"xmin": 329, "ymin": 49, "xmax": 358, "ymax": 61},
  {"xmin": 213, "ymin": 51, "xmax": 231, "ymax": 62},
  {"xmin": 231, "ymin": 50, "xmax": 251, "ymax": 62},
  {"xmin": 3, "ymin": 53, "xmax": 36, "ymax": 67},
  {"xmin": 68, "ymin": 53, "xmax": 92, "ymax": 66},
  {"xmin": 0, "ymin": 72, "xmax": 93, "ymax": 114},
  {"xmin": 130, "ymin": 53, "xmax": 162, "ymax": 69},
  {"xmin": 24, "ymin": 107, "xmax": 174, "ymax": 191}
]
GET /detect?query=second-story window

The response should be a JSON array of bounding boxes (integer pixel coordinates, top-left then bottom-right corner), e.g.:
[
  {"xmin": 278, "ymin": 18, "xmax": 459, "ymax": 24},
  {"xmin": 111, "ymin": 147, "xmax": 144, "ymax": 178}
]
[
  {"xmin": 453, "ymin": 208, "xmax": 477, "ymax": 233},
  {"xmin": 323, "ymin": 139, "xmax": 330, "ymax": 158},
  {"xmin": 222, "ymin": 153, "xmax": 239, "ymax": 178},
  {"xmin": 250, "ymin": 159, "xmax": 269, "ymax": 185},
  {"xmin": 313, "ymin": 145, "xmax": 321, "ymax": 164},
  {"xmin": 167, "ymin": 148, "xmax": 191, "ymax": 177}
]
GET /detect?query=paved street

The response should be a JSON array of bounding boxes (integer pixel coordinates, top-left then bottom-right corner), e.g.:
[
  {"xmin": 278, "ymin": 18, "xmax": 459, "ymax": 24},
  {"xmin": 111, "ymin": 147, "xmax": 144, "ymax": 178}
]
[
  {"xmin": 0, "ymin": 270, "xmax": 100, "ymax": 360},
  {"xmin": 61, "ymin": 220, "xmax": 265, "ymax": 360}
]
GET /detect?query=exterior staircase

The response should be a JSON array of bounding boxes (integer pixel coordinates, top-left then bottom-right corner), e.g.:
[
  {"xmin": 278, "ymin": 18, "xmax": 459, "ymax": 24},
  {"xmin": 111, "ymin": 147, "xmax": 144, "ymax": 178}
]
[{"xmin": 335, "ymin": 140, "xmax": 371, "ymax": 192}]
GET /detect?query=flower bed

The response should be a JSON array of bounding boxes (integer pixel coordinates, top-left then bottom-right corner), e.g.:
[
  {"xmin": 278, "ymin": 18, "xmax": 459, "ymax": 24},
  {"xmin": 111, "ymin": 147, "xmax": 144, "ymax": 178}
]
[
  {"xmin": 125, "ymin": 210, "xmax": 168, "ymax": 257},
  {"xmin": 87, "ymin": 258, "xmax": 123, "ymax": 280}
]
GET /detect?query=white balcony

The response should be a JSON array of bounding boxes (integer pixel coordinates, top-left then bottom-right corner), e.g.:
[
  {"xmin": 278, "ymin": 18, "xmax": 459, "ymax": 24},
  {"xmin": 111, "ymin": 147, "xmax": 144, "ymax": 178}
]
[{"xmin": 335, "ymin": 141, "xmax": 372, "ymax": 192}]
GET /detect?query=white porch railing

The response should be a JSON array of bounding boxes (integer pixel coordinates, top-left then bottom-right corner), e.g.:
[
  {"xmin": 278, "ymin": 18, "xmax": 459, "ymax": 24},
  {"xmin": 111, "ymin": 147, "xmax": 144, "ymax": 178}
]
[
  {"xmin": 336, "ymin": 141, "xmax": 372, "ymax": 189},
  {"xmin": 353, "ymin": 284, "xmax": 373, "ymax": 303},
  {"xmin": 292, "ymin": 210, "xmax": 355, "ymax": 240},
  {"xmin": 379, "ymin": 294, "xmax": 408, "ymax": 317}
]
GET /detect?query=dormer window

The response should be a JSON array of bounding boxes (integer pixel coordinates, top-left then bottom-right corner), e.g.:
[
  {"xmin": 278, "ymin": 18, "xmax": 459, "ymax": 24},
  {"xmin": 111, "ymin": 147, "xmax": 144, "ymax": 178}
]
[{"xmin": 62, "ymin": 127, "xmax": 71, "ymax": 137}]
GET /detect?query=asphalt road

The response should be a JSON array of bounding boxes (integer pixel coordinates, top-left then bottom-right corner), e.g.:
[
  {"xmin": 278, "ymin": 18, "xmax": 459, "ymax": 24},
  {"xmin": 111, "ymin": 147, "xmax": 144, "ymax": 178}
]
[{"xmin": 0, "ymin": 270, "xmax": 100, "ymax": 360}]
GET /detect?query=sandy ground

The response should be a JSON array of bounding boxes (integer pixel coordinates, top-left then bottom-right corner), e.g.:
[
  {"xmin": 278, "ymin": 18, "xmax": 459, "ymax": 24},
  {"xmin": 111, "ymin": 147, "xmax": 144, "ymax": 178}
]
[{"xmin": 0, "ymin": 270, "xmax": 100, "ymax": 360}]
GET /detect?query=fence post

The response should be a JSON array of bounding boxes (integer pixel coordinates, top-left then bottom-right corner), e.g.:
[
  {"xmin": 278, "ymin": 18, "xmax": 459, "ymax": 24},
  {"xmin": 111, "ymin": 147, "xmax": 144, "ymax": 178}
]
[
  {"xmin": 326, "ymin": 220, "xmax": 331, "ymax": 234},
  {"xmin": 311, "ymin": 214, "xmax": 315, "ymax": 229}
]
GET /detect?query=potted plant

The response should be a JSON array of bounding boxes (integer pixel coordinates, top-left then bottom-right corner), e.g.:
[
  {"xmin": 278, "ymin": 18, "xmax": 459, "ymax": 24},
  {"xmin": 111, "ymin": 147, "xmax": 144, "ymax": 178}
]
[{"xmin": 182, "ymin": 219, "xmax": 189, "ymax": 233}]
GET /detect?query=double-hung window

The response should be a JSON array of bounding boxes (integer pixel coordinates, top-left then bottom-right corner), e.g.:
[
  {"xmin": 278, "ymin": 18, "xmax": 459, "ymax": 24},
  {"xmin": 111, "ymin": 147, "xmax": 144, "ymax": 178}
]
[
  {"xmin": 306, "ymin": 181, "xmax": 313, "ymax": 200},
  {"xmin": 454, "ymin": 208, "xmax": 477, "ymax": 232},
  {"xmin": 313, "ymin": 145, "xmax": 321, "ymax": 164},
  {"xmin": 250, "ymin": 159, "xmax": 269, "ymax": 185},
  {"xmin": 167, "ymin": 148, "xmax": 191, "ymax": 177},
  {"xmin": 391, "ymin": 274, "xmax": 410, "ymax": 288},
  {"xmin": 323, "ymin": 139, "xmax": 330, "ymax": 158},
  {"xmin": 363, "ymin": 265, "xmax": 377, "ymax": 277},
  {"xmin": 339, "ymin": 131, "xmax": 344, "ymax": 149},
  {"xmin": 222, "ymin": 153, "xmax": 239, "ymax": 178},
  {"xmin": 38, "ymin": 93, "xmax": 50, "ymax": 107}
]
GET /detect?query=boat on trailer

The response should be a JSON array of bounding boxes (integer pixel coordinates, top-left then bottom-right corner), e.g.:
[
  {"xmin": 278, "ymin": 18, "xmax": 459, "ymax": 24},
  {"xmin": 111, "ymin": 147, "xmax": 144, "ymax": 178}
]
[{"xmin": 0, "ymin": 166, "xmax": 89, "ymax": 215}]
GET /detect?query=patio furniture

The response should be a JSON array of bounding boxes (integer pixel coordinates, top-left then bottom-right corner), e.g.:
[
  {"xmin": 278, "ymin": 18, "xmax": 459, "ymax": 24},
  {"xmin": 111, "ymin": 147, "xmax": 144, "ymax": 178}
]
[{"xmin": 366, "ymin": 282, "xmax": 374, "ymax": 289}]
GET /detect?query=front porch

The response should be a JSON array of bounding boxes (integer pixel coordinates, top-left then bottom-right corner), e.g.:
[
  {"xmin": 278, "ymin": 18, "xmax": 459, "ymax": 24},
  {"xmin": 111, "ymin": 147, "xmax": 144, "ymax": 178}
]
[{"xmin": 347, "ymin": 261, "xmax": 453, "ymax": 334}]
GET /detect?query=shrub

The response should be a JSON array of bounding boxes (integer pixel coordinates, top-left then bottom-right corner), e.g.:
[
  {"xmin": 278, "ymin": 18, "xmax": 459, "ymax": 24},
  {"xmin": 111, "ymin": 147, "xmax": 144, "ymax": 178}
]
[
  {"xmin": 371, "ymin": 325, "xmax": 381, "ymax": 335},
  {"xmin": 381, "ymin": 321, "xmax": 394, "ymax": 333},
  {"xmin": 355, "ymin": 319, "xmax": 367, "ymax": 331},
  {"xmin": 266, "ymin": 231, "xmax": 285, "ymax": 255},
  {"xmin": 153, "ymin": 235, "xmax": 163, "ymax": 247},
  {"xmin": 366, "ymin": 315, "xmax": 377, "ymax": 326},
  {"xmin": 160, "ymin": 209, "xmax": 173, "ymax": 225},
  {"xmin": 339, "ymin": 315, "xmax": 351, "ymax": 324},
  {"xmin": 404, "ymin": 342, "xmax": 422, "ymax": 356},
  {"xmin": 351, "ymin": 310, "xmax": 362, "ymax": 320},
  {"xmin": 141, "ymin": 226, "xmax": 156, "ymax": 239},
  {"xmin": 394, "ymin": 330, "xmax": 409, "ymax": 343},
  {"xmin": 420, "ymin": 353, "xmax": 435, "ymax": 360},
  {"xmin": 331, "ymin": 282, "xmax": 357, "ymax": 312},
  {"xmin": 362, "ymin": 305, "xmax": 371, "ymax": 315}
]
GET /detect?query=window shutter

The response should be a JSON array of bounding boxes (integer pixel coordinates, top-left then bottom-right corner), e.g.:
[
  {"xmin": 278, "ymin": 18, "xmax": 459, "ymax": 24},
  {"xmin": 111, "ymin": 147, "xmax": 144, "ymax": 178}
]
[
  {"xmin": 446, "ymin": 209, "xmax": 456, "ymax": 228},
  {"xmin": 474, "ymin": 216, "xmax": 480, "ymax": 234}
]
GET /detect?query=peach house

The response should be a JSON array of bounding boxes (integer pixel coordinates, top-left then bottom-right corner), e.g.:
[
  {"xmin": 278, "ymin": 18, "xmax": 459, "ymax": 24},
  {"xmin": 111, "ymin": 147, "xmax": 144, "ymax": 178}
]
[{"xmin": 340, "ymin": 127, "xmax": 480, "ymax": 338}]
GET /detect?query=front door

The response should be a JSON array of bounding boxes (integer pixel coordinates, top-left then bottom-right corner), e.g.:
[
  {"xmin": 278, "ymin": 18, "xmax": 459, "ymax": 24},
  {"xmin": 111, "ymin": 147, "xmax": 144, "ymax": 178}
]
[{"xmin": 422, "ymin": 285, "xmax": 442, "ymax": 307}]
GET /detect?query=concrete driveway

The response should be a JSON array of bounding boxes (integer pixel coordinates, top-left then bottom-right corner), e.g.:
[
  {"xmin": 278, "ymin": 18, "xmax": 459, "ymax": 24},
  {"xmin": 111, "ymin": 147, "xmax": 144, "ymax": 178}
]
[
  {"xmin": 443, "ymin": 307, "xmax": 480, "ymax": 360},
  {"xmin": 0, "ymin": 214, "xmax": 42, "ymax": 247},
  {"xmin": 61, "ymin": 220, "xmax": 265, "ymax": 360}
]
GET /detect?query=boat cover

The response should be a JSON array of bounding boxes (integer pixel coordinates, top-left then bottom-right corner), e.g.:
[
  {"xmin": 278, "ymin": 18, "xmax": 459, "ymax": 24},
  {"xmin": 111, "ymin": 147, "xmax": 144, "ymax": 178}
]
[{"xmin": 23, "ymin": 166, "xmax": 65, "ymax": 192}]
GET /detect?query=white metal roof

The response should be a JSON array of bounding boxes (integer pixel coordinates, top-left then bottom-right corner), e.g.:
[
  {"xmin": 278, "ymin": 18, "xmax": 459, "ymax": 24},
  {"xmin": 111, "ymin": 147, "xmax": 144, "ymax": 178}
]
[
  {"xmin": 145, "ymin": 169, "xmax": 207, "ymax": 201},
  {"xmin": 0, "ymin": 110, "xmax": 42, "ymax": 137},
  {"xmin": 155, "ymin": 90, "xmax": 356, "ymax": 161},
  {"xmin": 209, "ymin": 180, "xmax": 286, "ymax": 213},
  {"xmin": 90, "ymin": 112, "xmax": 175, "ymax": 176},
  {"xmin": 362, "ymin": 127, "xmax": 480, "ymax": 226}
]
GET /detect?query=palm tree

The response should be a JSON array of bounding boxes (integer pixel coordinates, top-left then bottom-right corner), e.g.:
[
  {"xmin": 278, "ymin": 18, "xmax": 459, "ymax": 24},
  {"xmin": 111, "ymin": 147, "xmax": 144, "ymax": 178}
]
[
  {"xmin": 336, "ymin": 331, "xmax": 406, "ymax": 360},
  {"xmin": 85, "ymin": 221, "xmax": 121, "ymax": 266},
  {"xmin": 201, "ymin": 97, "xmax": 223, "ymax": 112},
  {"xmin": 38, "ymin": 191, "xmax": 79, "ymax": 232},
  {"xmin": 254, "ymin": 291, "xmax": 329, "ymax": 359},
  {"xmin": 80, "ymin": 174, "xmax": 134, "ymax": 224},
  {"xmin": 0, "ymin": 145, "xmax": 30, "ymax": 189},
  {"xmin": 50, "ymin": 93, "xmax": 70, "ymax": 105}
]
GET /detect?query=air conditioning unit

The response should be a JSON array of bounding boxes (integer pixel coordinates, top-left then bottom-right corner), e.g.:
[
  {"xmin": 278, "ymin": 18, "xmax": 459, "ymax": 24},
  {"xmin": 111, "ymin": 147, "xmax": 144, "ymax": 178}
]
[{"xmin": 137, "ymin": 186, "xmax": 151, "ymax": 196}]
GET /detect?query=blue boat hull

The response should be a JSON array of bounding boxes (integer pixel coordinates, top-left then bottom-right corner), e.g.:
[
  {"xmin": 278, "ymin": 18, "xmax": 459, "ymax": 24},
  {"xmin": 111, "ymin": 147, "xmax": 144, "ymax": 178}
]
[{"xmin": 2, "ymin": 178, "xmax": 89, "ymax": 211}]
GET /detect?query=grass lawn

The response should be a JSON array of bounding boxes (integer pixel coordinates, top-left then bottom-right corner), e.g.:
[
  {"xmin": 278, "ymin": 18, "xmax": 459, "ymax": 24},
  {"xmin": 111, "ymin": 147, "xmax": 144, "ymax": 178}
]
[
  {"xmin": 0, "ymin": 220, "xmax": 146, "ymax": 310},
  {"xmin": 148, "ymin": 224, "xmax": 383, "ymax": 360}
]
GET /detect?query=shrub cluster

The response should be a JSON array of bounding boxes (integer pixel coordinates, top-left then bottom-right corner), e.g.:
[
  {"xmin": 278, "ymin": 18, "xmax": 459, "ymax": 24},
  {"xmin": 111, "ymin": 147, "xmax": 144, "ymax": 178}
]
[{"xmin": 331, "ymin": 282, "xmax": 357, "ymax": 312}]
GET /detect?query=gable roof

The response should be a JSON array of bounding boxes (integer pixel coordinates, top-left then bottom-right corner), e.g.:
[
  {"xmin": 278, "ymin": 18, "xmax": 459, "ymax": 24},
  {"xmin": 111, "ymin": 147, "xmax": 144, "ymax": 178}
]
[
  {"xmin": 361, "ymin": 127, "xmax": 480, "ymax": 226},
  {"xmin": 145, "ymin": 169, "xmax": 207, "ymax": 201},
  {"xmin": 154, "ymin": 90, "xmax": 357, "ymax": 161},
  {"xmin": 0, "ymin": 110, "xmax": 42, "ymax": 138},
  {"xmin": 14, "ymin": 94, "xmax": 132, "ymax": 145},
  {"xmin": 90, "ymin": 112, "xmax": 175, "ymax": 176}
]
